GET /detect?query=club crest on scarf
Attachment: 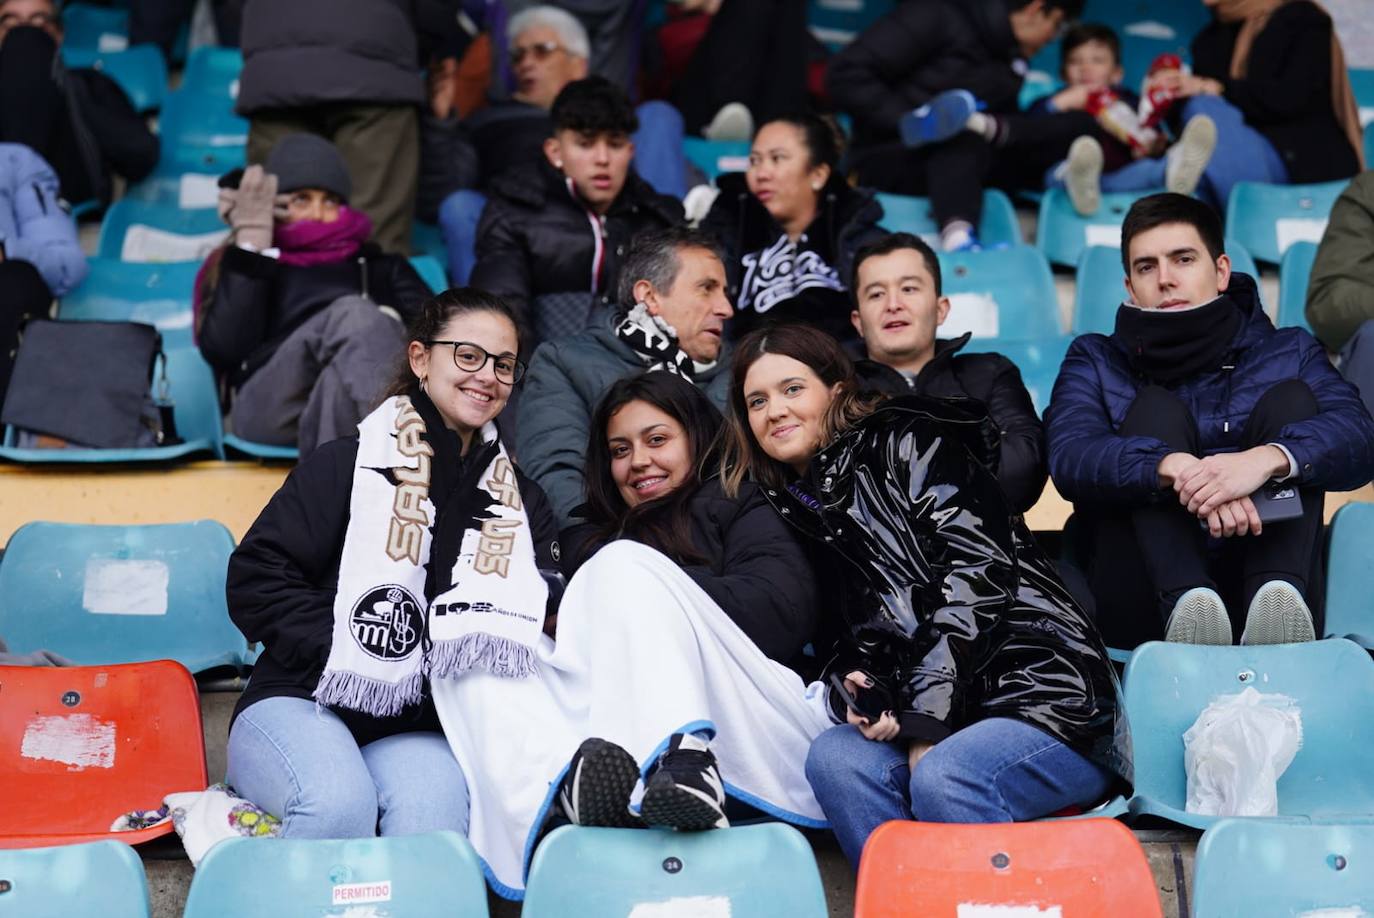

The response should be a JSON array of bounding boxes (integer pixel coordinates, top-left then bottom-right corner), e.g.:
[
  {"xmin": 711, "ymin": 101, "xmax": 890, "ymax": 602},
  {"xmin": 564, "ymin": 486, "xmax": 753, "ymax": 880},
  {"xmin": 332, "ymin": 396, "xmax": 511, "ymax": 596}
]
[{"xmin": 349, "ymin": 584, "xmax": 424, "ymax": 660}]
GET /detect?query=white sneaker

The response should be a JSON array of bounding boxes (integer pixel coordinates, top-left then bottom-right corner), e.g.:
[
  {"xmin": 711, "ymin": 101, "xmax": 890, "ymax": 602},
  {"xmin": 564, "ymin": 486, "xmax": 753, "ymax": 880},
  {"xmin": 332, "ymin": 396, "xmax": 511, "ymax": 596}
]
[
  {"xmin": 1165, "ymin": 114, "xmax": 1217, "ymax": 197},
  {"xmin": 1064, "ymin": 135, "xmax": 1103, "ymax": 217},
  {"xmin": 702, "ymin": 102, "xmax": 753, "ymax": 142},
  {"xmin": 1164, "ymin": 587, "xmax": 1233, "ymax": 645},
  {"xmin": 1241, "ymin": 580, "xmax": 1317, "ymax": 645}
]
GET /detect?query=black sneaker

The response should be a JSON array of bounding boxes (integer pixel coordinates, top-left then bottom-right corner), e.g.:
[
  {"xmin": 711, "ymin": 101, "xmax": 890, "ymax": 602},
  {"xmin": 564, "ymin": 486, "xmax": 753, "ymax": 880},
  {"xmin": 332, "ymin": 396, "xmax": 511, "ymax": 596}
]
[
  {"xmin": 557, "ymin": 738, "xmax": 643, "ymax": 828},
  {"xmin": 640, "ymin": 733, "xmax": 729, "ymax": 831}
]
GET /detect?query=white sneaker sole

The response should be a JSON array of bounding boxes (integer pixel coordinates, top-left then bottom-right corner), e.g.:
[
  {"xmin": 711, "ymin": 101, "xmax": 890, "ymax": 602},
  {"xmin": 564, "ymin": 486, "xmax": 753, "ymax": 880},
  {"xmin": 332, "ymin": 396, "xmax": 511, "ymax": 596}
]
[
  {"xmin": 1065, "ymin": 135, "xmax": 1103, "ymax": 217},
  {"xmin": 1165, "ymin": 587, "xmax": 1233, "ymax": 645},
  {"xmin": 1241, "ymin": 580, "xmax": 1316, "ymax": 645},
  {"xmin": 1166, "ymin": 115, "xmax": 1217, "ymax": 197}
]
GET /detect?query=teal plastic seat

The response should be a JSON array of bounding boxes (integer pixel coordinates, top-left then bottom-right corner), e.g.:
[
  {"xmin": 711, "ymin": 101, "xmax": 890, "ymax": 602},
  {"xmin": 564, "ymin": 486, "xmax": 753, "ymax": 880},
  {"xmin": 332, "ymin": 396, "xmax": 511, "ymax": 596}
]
[
  {"xmin": 1036, "ymin": 187, "xmax": 1160, "ymax": 268},
  {"xmin": 1323, "ymin": 502, "xmax": 1374, "ymax": 649},
  {"xmin": 1225, "ymin": 180, "xmax": 1348, "ymax": 264},
  {"xmin": 1366, "ymin": 121, "xmax": 1374, "ymax": 164},
  {"xmin": 409, "ymin": 255, "xmax": 448, "ymax": 294},
  {"xmin": 97, "ymin": 200, "xmax": 227, "ymax": 262},
  {"xmin": 0, "ymin": 520, "xmax": 248, "ymax": 673},
  {"xmin": 158, "ymin": 90, "xmax": 249, "ymax": 172},
  {"xmin": 1278, "ymin": 240, "xmax": 1318, "ymax": 332},
  {"xmin": 989, "ymin": 335, "xmax": 1073, "ymax": 416},
  {"xmin": 523, "ymin": 824, "xmax": 827, "ymax": 917},
  {"xmin": 183, "ymin": 831, "xmax": 489, "ymax": 918},
  {"xmin": 805, "ymin": 0, "xmax": 894, "ymax": 52},
  {"xmin": 61, "ymin": 3, "xmax": 129, "ymax": 56},
  {"xmin": 222, "ymin": 435, "xmax": 297, "ymax": 461},
  {"xmin": 0, "ymin": 841, "xmax": 150, "ymax": 917},
  {"xmin": 58, "ymin": 259, "xmax": 199, "ymax": 342},
  {"xmin": 682, "ymin": 137, "xmax": 750, "ymax": 182},
  {"xmin": 180, "ymin": 46, "xmax": 243, "ymax": 100},
  {"xmin": 125, "ymin": 164, "xmax": 241, "ymax": 206},
  {"xmin": 937, "ymin": 244, "xmax": 1062, "ymax": 343},
  {"xmin": 61, "ymin": 44, "xmax": 167, "ymax": 113},
  {"xmin": 1351, "ymin": 68, "xmax": 1374, "ymax": 109},
  {"xmin": 1123, "ymin": 639, "xmax": 1374, "ymax": 829},
  {"xmin": 1192, "ymin": 819, "xmax": 1374, "ymax": 918},
  {"xmin": 411, "ymin": 221, "xmax": 447, "ymax": 265},
  {"xmin": 875, "ymin": 189, "xmax": 1022, "ymax": 247}
]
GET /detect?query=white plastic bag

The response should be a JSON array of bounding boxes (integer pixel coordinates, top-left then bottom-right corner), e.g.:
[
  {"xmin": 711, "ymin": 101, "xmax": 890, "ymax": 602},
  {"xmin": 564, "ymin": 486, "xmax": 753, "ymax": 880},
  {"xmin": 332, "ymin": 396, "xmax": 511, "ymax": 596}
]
[{"xmin": 1183, "ymin": 687, "xmax": 1303, "ymax": 817}]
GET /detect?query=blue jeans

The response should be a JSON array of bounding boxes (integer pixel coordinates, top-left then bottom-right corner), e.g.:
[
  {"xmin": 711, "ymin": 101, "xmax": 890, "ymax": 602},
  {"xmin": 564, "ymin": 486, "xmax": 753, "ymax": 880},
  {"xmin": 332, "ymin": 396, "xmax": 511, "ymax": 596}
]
[
  {"xmin": 226, "ymin": 696, "xmax": 470, "ymax": 838},
  {"xmin": 806, "ymin": 718, "xmax": 1114, "ymax": 867}
]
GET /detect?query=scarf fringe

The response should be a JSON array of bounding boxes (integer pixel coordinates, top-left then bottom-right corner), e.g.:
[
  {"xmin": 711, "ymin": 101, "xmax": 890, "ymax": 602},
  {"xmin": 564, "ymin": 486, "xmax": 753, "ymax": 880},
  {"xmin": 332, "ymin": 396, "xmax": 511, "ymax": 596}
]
[
  {"xmin": 429, "ymin": 633, "xmax": 538, "ymax": 681},
  {"xmin": 313, "ymin": 668, "xmax": 425, "ymax": 718}
]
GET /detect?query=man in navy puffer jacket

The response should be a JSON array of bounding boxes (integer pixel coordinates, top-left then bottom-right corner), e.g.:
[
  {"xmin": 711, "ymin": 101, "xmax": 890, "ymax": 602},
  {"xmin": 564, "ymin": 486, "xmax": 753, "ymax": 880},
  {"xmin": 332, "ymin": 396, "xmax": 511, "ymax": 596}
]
[{"xmin": 1046, "ymin": 193, "xmax": 1374, "ymax": 650}]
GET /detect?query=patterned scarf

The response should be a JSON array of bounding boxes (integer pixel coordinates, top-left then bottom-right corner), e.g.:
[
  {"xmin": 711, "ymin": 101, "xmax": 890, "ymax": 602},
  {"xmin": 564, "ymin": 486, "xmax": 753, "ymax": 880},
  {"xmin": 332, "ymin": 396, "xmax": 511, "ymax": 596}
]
[{"xmin": 613, "ymin": 302, "xmax": 716, "ymax": 381}]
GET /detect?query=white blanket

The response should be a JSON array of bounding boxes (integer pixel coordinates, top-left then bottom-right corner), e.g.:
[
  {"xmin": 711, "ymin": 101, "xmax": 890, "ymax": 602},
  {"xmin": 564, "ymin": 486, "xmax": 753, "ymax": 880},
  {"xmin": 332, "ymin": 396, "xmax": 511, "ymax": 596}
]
[{"xmin": 431, "ymin": 540, "xmax": 832, "ymax": 898}]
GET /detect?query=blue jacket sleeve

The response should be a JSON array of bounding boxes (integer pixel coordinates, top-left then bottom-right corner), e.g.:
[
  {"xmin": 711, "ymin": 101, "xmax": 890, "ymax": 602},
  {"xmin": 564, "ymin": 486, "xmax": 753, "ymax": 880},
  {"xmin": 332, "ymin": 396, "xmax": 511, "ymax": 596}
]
[
  {"xmin": 1276, "ymin": 330, "xmax": 1374, "ymax": 491},
  {"xmin": 1045, "ymin": 336, "xmax": 1172, "ymax": 505},
  {"xmin": 3, "ymin": 147, "xmax": 88, "ymax": 296}
]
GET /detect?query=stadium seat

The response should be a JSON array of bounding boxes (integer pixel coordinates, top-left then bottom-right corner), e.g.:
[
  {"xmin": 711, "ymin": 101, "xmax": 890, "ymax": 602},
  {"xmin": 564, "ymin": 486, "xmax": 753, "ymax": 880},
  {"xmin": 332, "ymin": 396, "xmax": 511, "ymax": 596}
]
[
  {"xmin": 183, "ymin": 831, "xmax": 488, "ymax": 918},
  {"xmin": 1277, "ymin": 240, "xmax": 1317, "ymax": 332},
  {"xmin": 937, "ymin": 244, "xmax": 1062, "ymax": 342},
  {"xmin": 875, "ymin": 189, "xmax": 1022, "ymax": 248},
  {"xmin": 61, "ymin": 44, "xmax": 167, "ymax": 114},
  {"xmin": 1352, "ymin": 68, "xmax": 1374, "ymax": 118},
  {"xmin": 1123, "ymin": 639, "xmax": 1374, "ymax": 829},
  {"xmin": 1225, "ymin": 179, "xmax": 1348, "ymax": 264},
  {"xmin": 409, "ymin": 255, "xmax": 448, "ymax": 295},
  {"xmin": 0, "ymin": 660, "xmax": 207, "ymax": 848},
  {"xmin": 682, "ymin": 137, "xmax": 750, "ymax": 182},
  {"xmin": 125, "ymin": 167, "xmax": 236, "ymax": 208},
  {"xmin": 180, "ymin": 46, "xmax": 243, "ymax": 100},
  {"xmin": 0, "ymin": 343, "xmax": 225, "ymax": 463},
  {"xmin": 57, "ymin": 259, "xmax": 198, "ymax": 340},
  {"xmin": 1324, "ymin": 502, "xmax": 1374, "ymax": 649},
  {"xmin": 1192, "ymin": 819, "xmax": 1374, "ymax": 918},
  {"xmin": 990, "ymin": 335, "xmax": 1073, "ymax": 416},
  {"xmin": 853, "ymin": 818, "xmax": 1162, "ymax": 917},
  {"xmin": 1037, "ymin": 188, "xmax": 1159, "ymax": 268},
  {"xmin": 158, "ymin": 90, "xmax": 249, "ymax": 173},
  {"xmin": 523, "ymin": 824, "xmax": 827, "ymax": 917},
  {"xmin": 61, "ymin": 3, "xmax": 130, "ymax": 56},
  {"xmin": 97, "ymin": 200, "xmax": 227, "ymax": 262},
  {"xmin": 0, "ymin": 520, "xmax": 249, "ymax": 674},
  {"xmin": 806, "ymin": 0, "xmax": 895, "ymax": 53},
  {"xmin": 411, "ymin": 221, "xmax": 447, "ymax": 266},
  {"xmin": 0, "ymin": 840, "xmax": 150, "ymax": 917}
]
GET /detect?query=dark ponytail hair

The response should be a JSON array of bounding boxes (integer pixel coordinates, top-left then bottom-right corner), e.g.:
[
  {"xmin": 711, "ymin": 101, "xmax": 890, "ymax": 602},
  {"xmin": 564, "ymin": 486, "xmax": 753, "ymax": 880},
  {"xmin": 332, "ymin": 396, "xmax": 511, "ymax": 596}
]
[
  {"xmin": 756, "ymin": 111, "xmax": 845, "ymax": 173},
  {"xmin": 381, "ymin": 287, "xmax": 521, "ymax": 399},
  {"xmin": 580, "ymin": 372, "xmax": 724, "ymax": 565}
]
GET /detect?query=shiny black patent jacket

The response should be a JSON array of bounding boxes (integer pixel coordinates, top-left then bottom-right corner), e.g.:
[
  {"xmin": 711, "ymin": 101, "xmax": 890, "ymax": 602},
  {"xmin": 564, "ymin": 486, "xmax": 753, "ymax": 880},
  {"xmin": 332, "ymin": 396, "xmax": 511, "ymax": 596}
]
[{"xmin": 762, "ymin": 396, "xmax": 1132, "ymax": 786}]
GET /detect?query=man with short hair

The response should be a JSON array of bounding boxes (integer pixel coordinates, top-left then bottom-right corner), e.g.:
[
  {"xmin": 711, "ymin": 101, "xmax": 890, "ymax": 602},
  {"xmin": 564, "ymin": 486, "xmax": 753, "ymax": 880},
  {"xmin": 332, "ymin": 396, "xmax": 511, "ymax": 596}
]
[
  {"xmin": 850, "ymin": 232, "xmax": 1046, "ymax": 513},
  {"xmin": 517, "ymin": 226, "xmax": 735, "ymax": 526},
  {"xmin": 1046, "ymin": 192, "xmax": 1374, "ymax": 649}
]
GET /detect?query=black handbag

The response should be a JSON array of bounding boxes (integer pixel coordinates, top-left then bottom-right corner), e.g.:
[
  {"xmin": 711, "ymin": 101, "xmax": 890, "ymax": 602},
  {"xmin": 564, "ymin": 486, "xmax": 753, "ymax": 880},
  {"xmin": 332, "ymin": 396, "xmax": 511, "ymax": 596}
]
[{"xmin": 0, "ymin": 319, "xmax": 181, "ymax": 449}]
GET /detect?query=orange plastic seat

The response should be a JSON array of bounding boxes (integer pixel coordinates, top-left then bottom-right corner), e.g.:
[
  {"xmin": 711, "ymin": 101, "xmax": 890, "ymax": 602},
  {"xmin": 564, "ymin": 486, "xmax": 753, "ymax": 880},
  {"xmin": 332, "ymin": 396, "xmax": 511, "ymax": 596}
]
[
  {"xmin": 0, "ymin": 660, "xmax": 207, "ymax": 849},
  {"xmin": 854, "ymin": 818, "xmax": 1163, "ymax": 917}
]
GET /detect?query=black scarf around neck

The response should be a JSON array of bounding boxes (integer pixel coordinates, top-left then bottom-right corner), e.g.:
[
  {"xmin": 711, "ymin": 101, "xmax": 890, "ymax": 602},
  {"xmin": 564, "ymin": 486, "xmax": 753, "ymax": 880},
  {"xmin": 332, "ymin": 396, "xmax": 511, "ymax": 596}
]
[{"xmin": 1113, "ymin": 295, "xmax": 1244, "ymax": 385}]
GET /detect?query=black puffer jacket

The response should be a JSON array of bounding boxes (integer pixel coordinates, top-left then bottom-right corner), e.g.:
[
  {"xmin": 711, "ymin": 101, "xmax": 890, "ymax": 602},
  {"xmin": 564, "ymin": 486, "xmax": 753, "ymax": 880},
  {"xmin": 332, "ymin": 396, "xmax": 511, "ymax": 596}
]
[
  {"xmin": 564, "ymin": 479, "xmax": 819, "ymax": 665},
  {"xmin": 826, "ymin": 0, "xmax": 1024, "ymax": 149},
  {"xmin": 1190, "ymin": 1, "xmax": 1359, "ymax": 184},
  {"xmin": 469, "ymin": 161, "xmax": 683, "ymax": 344},
  {"xmin": 854, "ymin": 333, "xmax": 1047, "ymax": 513},
  {"xmin": 196, "ymin": 243, "xmax": 431, "ymax": 387},
  {"xmin": 762, "ymin": 396, "xmax": 1131, "ymax": 786},
  {"xmin": 228, "ymin": 389, "xmax": 562, "ymax": 746},
  {"xmin": 701, "ymin": 172, "xmax": 886, "ymax": 343}
]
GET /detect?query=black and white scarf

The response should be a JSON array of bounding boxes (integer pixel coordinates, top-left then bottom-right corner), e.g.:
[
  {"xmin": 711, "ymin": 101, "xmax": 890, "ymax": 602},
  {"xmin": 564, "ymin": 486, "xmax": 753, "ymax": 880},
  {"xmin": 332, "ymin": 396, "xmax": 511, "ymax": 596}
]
[
  {"xmin": 614, "ymin": 302, "xmax": 716, "ymax": 381},
  {"xmin": 313, "ymin": 395, "xmax": 547, "ymax": 718}
]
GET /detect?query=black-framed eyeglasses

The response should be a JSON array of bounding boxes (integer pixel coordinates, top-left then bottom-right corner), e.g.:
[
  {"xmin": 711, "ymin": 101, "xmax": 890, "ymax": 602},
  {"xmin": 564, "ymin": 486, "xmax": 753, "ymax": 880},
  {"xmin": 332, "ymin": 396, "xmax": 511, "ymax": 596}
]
[
  {"xmin": 426, "ymin": 340, "xmax": 526, "ymax": 384},
  {"xmin": 510, "ymin": 40, "xmax": 564, "ymax": 65}
]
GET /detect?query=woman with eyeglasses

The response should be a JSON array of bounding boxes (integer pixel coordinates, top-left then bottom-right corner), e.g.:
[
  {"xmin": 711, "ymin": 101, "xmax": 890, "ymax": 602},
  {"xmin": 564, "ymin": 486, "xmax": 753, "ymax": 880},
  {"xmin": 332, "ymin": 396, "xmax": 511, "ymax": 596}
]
[
  {"xmin": 196, "ymin": 132, "xmax": 433, "ymax": 459},
  {"xmin": 226, "ymin": 287, "xmax": 563, "ymax": 844}
]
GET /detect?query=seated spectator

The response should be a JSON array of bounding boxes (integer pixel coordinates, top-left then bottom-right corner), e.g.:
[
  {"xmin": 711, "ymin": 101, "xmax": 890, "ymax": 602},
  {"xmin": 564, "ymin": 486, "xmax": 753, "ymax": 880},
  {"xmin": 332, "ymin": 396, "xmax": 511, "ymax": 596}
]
[
  {"xmin": 0, "ymin": 0, "xmax": 157, "ymax": 206},
  {"xmin": 701, "ymin": 113, "xmax": 885, "ymax": 343},
  {"xmin": 721, "ymin": 324, "xmax": 1129, "ymax": 868},
  {"xmin": 849, "ymin": 233, "xmax": 1046, "ymax": 513},
  {"xmin": 194, "ymin": 134, "xmax": 431, "ymax": 458},
  {"xmin": 517, "ymin": 226, "xmax": 734, "ymax": 526},
  {"xmin": 825, "ymin": 0, "xmax": 1081, "ymax": 251},
  {"xmin": 227, "ymin": 288, "xmax": 560, "ymax": 839},
  {"xmin": 469, "ymin": 77, "xmax": 683, "ymax": 350},
  {"xmin": 1045, "ymin": 193, "xmax": 1374, "ymax": 650},
  {"xmin": 238, "ymin": 0, "xmax": 425, "ymax": 254},
  {"xmin": 1307, "ymin": 170, "xmax": 1374, "ymax": 417}
]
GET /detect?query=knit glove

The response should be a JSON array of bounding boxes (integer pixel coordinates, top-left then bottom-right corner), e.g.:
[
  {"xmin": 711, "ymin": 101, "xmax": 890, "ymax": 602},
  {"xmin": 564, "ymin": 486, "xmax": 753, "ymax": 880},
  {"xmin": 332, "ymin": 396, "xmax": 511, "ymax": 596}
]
[{"xmin": 229, "ymin": 164, "xmax": 277, "ymax": 250}]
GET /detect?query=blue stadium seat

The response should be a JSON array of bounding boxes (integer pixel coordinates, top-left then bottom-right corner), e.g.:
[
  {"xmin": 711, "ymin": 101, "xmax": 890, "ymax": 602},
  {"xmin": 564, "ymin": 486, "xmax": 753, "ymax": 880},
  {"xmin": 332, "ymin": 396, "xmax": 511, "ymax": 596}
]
[
  {"xmin": 1277, "ymin": 240, "xmax": 1317, "ymax": 332},
  {"xmin": 989, "ymin": 336, "xmax": 1073, "ymax": 416},
  {"xmin": 523, "ymin": 824, "xmax": 827, "ymax": 917},
  {"xmin": 409, "ymin": 255, "xmax": 448, "ymax": 295},
  {"xmin": 1123, "ymin": 639, "xmax": 1374, "ymax": 829},
  {"xmin": 1351, "ymin": 68, "xmax": 1374, "ymax": 111},
  {"xmin": 97, "ymin": 201, "xmax": 227, "ymax": 262},
  {"xmin": 222, "ymin": 435, "xmax": 298, "ymax": 461},
  {"xmin": 125, "ymin": 166, "xmax": 238, "ymax": 207},
  {"xmin": 57, "ymin": 259, "xmax": 198, "ymax": 342},
  {"xmin": 0, "ymin": 343, "xmax": 224, "ymax": 463},
  {"xmin": 180, "ymin": 46, "xmax": 243, "ymax": 100},
  {"xmin": 0, "ymin": 521, "xmax": 248, "ymax": 674},
  {"xmin": 61, "ymin": 44, "xmax": 167, "ymax": 113},
  {"xmin": 806, "ymin": 0, "xmax": 895, "ymax": 52},
  {"xmin": 1323, "ymin": 502, "xmax": 1374, "ymax": 649},
  {"xmin": 1225, "ymin": 180, "xmax": 1348, "ymax": 264},
  {"xmin": 183, "ymin": 831, "xmax": 488, "ymax": 918},
  {"xmin": 682, "ymin": 137, "xmax": 750, "ymax": 182},
  {"xmin": 875, "ymin": 189, "xmax": 1022, "ymax": 248},
  {"xmin": 1037, "ymin": 188, "xmax": 1160, "ymax": 268},
  {"xmin": 61, "ymin": 3, "xmax": 130, "ymax": 56},
  {"xmin": 937, "ymin": 244, "xmax": 1062, "ymax": 342},
  {"xmin": 1192, "ymin": 819, "xmax": 1374, "ymax": 918},
  {"xmin": 0, "ymin": 841, "xmax": 150, "ymax": 917},
  {"xmin": 411, "ymin": 221, "xmax": 447, "ymax": 266},
  {"xmin": 158, "ymin": 90, "xmax": 249, "ymax": 173}
]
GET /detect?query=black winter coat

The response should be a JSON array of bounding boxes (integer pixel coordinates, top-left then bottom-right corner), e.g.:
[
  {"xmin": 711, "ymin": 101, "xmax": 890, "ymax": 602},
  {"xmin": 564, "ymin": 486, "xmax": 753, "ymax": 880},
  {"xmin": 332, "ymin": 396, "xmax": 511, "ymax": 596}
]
[
  {"xmin": 855, "ymin": 333, "xmax": 1047, "ymax": 513},
  {"xmin": 197, "ymin": 243, "xmax": 431, "ymax": 387},
  {"xmin": 762, "ymin": 397, "xmax": 1131, "ymax": 785},
  {"xmin": 564, "ymin": 479, "xmax": 819, "ymax": 666},
  {"xmin": 469, "ymin": 161, "xmax": 683, "ymax": 344},
  {"xmin": 701, "ymin": 172, "xmax": 887, "ymax": 343},
  {"xmin": 826, "ymin": 0, "xmax": 1024, "ymax": 149},
  {"xmin": 228, "ymin": 390, "xmax": 562, "ymax": 745},
  {"xmin": 1190, "ymin": 1, "xmax": 1359, "ymax": 185},
  {"xmin": 66, "ymin": 69, "xmax": 159, "ymax": 204}
]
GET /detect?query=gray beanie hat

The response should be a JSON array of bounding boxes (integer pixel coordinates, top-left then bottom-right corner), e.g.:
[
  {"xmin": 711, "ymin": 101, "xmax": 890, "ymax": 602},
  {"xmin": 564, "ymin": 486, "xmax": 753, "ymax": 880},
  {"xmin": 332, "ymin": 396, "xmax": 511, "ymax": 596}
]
[{"xmin": 264, "ymin": 133, "xmax": 352, "ymax": 201}]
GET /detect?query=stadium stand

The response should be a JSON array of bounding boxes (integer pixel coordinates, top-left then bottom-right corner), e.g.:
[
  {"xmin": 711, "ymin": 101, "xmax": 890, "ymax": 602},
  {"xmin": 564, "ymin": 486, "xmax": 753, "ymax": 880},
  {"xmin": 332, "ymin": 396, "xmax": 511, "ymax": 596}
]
[
  {"xmin": 875, "ymin": 189, "xmax": 1022, "ymax": 249},
  {"xmin": 61, "ymin": 44, "xmax": 167, "ymax": 114},
  {"xmin": 0, "ymin": 840, "xmax": 151, "ymax": 918},
  {"xmin": 1037, "ymin": 188, "xmax": 1157, "ymax": 268},
  {"xmin": 937, "ymin": 244, "xmax": 1062, "ymax": 342},
  {"xmin": 1324, "ymin": 502, "xmax": 1374, "ymax": 648},
  {"xmin": 1225, "ymin": 180, "xmax": 1350, "ymax": 264},
  {"xmin": 1278, "ymin": 239, "xmax": 1319, "ymax": 333}
]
